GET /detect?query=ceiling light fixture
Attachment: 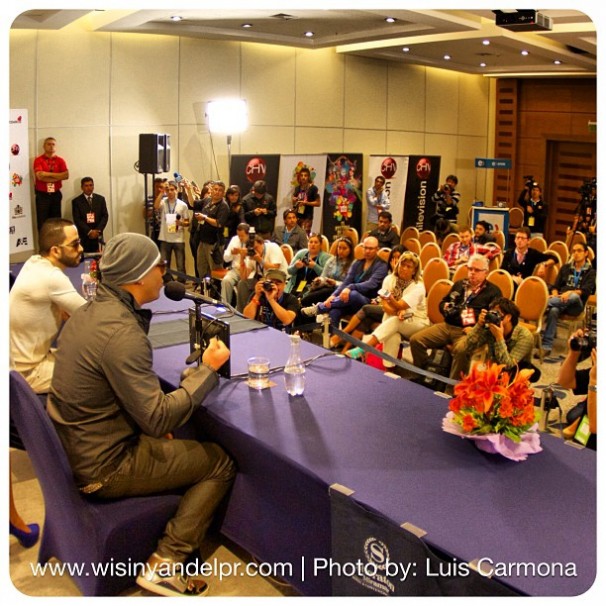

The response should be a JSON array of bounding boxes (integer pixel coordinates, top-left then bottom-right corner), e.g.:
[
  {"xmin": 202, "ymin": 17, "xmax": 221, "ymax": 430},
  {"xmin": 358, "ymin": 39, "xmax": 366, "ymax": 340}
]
[
  {"xmin": 480, "ymin": 62, "xmax": 487, "ymax": 67},
  {"xmin": 554, "ymin": 60, "xmax": 562, "ymax": 65},
  {"xmin": 521, "ymin": 50, "xmax": 529, "ymax": 56},
  {"xmin": 482, "ymin": 39, "xmax": 490, "ymax": 46},
  {"xmin": 385, "ymin": 17, "xmax": 396, "ymax": 23},
  {"xmin": 402, "ymin": 47, "xmax": 410, "ymax": 53},
  {"xmin": 170, "ymin": 15, "xmax": 183, "ymax": 22},
  {"xmin": 241, "ymin": 23, "xmax": 253, "ymax": 28},
  {"xmin": 304, "ymin": 31, "xmax": 314, "ymax": 38},
  {"xmin": 444, "ymin": 54, "xmax": 451, "ymax": 61}
]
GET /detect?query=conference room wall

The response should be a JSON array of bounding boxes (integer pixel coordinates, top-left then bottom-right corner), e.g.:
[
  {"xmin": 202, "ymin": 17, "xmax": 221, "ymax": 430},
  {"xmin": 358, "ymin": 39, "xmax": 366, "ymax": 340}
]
[{"xmin": 9, "ymin": 26, "xmax": 493, "ymax": 260}]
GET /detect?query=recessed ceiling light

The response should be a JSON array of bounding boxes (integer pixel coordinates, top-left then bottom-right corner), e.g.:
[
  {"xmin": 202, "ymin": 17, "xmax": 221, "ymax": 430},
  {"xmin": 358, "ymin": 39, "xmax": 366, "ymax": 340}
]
[
  {"xmin": 402, "ymin": 47, "xmax": 410, "ymax": 53},
  {"xmin": 480, "ymin": 62, "xmax": 487, "ymax": 67},
  {"xmin": 304, "ymin": 31, "xmax": 314, "ymax": 38},
  {"xmin": 444, "ymin": 54, "xmax": 451, "ymax": 61},
  {"xmin": 170, "ymin": 15, "xmax": 183, "ymax": 22},
  {"xmin": 521, "ymin": 50, "xmax": 529, "ymax": 56},
  {"xmin": 482, "ymin": 39, "xmax": 490, "ymax": 46},
  {"xmin": 241, "ymin": 23, "xmax": 253, "ymax": 28},
  {"xmin": 554, "ymin": 60, "xmax": 562, "ymax": 65},
  {"xmin": 385, "ymin": 17, "xmax": 396, "ymax": 23}
]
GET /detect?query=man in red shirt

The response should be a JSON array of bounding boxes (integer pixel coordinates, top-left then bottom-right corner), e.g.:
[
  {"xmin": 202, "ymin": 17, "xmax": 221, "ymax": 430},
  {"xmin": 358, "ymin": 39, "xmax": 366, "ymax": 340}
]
[{"xmin": 33, "ymin": 137, "xmax": 69, "ymax": 230}]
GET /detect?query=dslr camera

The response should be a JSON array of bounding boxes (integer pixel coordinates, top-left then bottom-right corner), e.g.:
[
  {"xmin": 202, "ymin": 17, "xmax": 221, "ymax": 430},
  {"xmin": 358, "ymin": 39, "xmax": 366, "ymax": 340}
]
[
  {"xmin": 443, "ymin": 290, "xmax": 463, "ymax": 318},
  {"xmin": 247, "ymin": 244, "xmax": 256, "ymax": 257},
  {"xmin": 261, "ymin": 280, "xmax": 275, "ymax": 292},
  {"xmin": 484, "ymin": 309, "xmax": 503, "ymax": 326},
  {"xmin": 570, "ymin": 313, "xmax": 597, "ymax": 361},
  {"xmin": 523, "ymin": 175, "xmax": 535, "ymax": 190},
  {"xmin": 443, "ymin": 183, "xmax": 451, "ymax": 193}
]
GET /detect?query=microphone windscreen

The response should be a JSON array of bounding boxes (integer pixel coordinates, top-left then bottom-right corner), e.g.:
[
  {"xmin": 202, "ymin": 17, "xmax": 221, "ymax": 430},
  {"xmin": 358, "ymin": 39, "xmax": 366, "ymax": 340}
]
[{"xmin": 164, "ymin": 280, "xmax": 187, "ymax": 301}]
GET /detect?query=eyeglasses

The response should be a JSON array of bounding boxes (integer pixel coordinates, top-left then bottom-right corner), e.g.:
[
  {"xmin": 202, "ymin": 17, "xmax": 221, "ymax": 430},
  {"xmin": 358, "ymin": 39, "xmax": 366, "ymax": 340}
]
[
  {"xmin": 467, "ymin": 266, "xmax": 487, "ymax": 273},
  {"xmin": 363, "ymin": 246, "xmax": 378, "ymax": 250},
  {"xmin": 156, "ymin": 260, "xmax": 168, "ymax": 275},
  {"xmin": 58, "ymin": 239, "xmax": 81, "ymax": 250}
]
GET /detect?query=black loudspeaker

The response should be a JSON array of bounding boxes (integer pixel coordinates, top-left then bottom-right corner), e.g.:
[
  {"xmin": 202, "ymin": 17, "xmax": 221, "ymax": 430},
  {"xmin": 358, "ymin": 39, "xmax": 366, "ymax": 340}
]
[{"xmin": 138, "ymin": 134, "xmax": 170, "ymax": 174}]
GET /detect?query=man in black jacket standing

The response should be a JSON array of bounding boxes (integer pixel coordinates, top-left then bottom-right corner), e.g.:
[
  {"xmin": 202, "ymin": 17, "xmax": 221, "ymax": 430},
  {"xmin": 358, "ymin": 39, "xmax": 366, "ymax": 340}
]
[{"xmin": 71, "ymin": 177, "xmax": 109, "ymax": 253}]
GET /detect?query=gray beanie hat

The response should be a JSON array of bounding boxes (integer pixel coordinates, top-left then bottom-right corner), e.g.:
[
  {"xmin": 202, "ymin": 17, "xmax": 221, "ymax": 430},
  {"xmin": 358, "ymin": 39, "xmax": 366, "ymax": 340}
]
[{"xmin": 100, "ymin": 233, "xmax": 161, "ymax": 285}]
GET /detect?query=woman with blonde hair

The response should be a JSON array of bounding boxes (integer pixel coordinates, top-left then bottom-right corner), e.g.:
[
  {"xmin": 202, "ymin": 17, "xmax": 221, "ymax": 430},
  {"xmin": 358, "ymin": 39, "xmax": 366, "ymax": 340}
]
[{"xmin": 344, "ymin": 251, "xmax": 429, "ymax": 365}]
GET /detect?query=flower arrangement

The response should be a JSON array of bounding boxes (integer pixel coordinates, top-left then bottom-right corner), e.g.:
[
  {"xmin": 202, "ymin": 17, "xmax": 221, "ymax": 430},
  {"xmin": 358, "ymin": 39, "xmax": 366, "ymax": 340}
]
[{"xmin": 442, "ymin": 362, "xmax": 542, "ymax": 461}]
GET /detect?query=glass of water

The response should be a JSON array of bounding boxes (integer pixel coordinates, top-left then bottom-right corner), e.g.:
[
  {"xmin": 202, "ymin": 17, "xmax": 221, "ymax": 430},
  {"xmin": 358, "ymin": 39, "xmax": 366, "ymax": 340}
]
[{"xmin": 247, "ymin": 357, "xmax": 270, "ymax": 390}]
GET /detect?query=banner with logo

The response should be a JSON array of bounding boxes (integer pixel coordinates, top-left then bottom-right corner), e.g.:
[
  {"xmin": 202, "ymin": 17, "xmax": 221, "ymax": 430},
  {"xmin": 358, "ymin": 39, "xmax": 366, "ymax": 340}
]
[
  {"xmin": 329, "ymin": 486, "xmax": 514, "ymax": 596},
  {"xmin": 276, "ymin": 155, "xmax": 328, "ymax": 235},
  {"xmin": 368, "ymin": 155, "xmax": 407, "ymax": 232},
  {"xmin": 322, "ymin": 153, "xmax": 363, "ymax": 241},
  {"xmin": 9, "ymin": 109, "xmax": 34, "ymax": 255},
  {"xmin": 401, "ymin": 155, "xmax": 441, "ymax": 232},
  {"xmin": 229, "ymin": 154, "xmax": 281, "ymax": 202}
]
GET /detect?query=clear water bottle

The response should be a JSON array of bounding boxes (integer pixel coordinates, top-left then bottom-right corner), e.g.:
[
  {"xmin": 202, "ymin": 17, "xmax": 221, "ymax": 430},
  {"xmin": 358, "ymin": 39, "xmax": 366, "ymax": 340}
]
[{"xmin": 284, "ymin": 333, "xmax": 305, "ymax": 396}]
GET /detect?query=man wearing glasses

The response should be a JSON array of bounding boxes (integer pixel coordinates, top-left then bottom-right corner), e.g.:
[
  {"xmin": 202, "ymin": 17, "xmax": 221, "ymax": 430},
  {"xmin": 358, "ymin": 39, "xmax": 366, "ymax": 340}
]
[
  {"xmin": 500, "ymin": 227, "xmax": 557, "ymax": 288},
  {"xmin": 409, "ymin": 254, "xmax": 502, "ymax": 382},
  {"xmin": 48, "ymin": 232, "xmax": 234, "ymax": 597},
  {"xmin": 9, "ymin": 218, "xmax": 85, "ymax": 393}
]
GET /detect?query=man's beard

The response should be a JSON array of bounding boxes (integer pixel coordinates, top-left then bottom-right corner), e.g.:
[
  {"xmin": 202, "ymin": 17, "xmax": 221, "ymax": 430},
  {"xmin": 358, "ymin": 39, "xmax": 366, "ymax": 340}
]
[{"xmin": 58, "ymin": 250, "xmax": 81, "ymax": 268}]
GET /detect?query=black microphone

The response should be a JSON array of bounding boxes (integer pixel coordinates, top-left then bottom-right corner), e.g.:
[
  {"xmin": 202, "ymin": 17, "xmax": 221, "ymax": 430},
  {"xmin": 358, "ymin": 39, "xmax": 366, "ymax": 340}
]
[{"xmin": 163, "ymin": 280, "xmax": 222, "ymax": 306}]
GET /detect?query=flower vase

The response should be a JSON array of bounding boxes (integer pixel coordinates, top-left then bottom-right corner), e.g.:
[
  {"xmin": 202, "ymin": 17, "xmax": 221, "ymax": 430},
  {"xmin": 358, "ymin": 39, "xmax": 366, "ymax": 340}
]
[{"xmin": 442, "ymin": 412, "xmax": 542, "ymax": 462}]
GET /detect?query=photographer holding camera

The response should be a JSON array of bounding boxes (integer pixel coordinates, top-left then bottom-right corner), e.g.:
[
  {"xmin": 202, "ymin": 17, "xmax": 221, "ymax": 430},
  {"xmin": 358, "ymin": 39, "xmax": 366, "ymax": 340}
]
[
  {"xmin": 243, "ymin": 269, "xmax": 300, "ymax": 330},
  {"xmin": 557, "ymin": 328, "xmax": 597, "ymax": 450},
  {"xmin": 455, "ymin": 297, "xmax": 536, "ymax": 380},
  {"xmin": 431, "ymin": 174, "xmax": 460, "ymax": 223},
  {"xmin": 517, "ymin": 177, "xmax": 546, "ymax": 236},
  {"xmin": 410, "ymin": 254, "xmax": 501, "ymax": 381}
]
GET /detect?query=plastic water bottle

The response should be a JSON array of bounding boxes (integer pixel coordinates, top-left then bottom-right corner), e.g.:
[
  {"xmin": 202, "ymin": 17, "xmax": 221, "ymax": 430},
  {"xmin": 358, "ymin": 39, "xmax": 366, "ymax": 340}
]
[{"xmin": 284, "ymin": 333, "xmax": 305, "ymax": 396}]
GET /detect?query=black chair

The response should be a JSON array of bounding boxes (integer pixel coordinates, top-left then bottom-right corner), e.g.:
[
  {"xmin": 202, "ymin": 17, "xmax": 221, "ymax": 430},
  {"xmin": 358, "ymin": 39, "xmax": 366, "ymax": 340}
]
[{"xmin": 9, "ymin": 371, "xmax": 181, "ymax": 596}]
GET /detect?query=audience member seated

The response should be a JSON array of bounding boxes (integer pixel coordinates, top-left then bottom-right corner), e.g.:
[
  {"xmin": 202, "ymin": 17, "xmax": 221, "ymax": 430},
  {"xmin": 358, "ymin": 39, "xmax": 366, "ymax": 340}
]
[
  {"xmin": 285, "ymin": 233, "xmax": 332, "ymax": 298},
  {"xmin": 434, "ymin": 217, "xmax": 458, "ymax": 247},
  {"xmin": 272, "ymin": 208, "xmax": 308, "ymax": 253},
  {"xmin": 236, "ymin": 235, "xmax": 288, "ymax": 313},
  {"xmin": 539, "ymin": 242, "xmax": 596, "ymax": 357},
  {"xmin": 329, "ymin": 245, "xmax": 406, "ymax": 350},
  {"xmin": 443, "ymin": 225, "xmax": 500, "ymax": 270},
  {"xmin": 410, "ymin": 254, "xmax": 502, "ymax": 381},
  {"xmin": 455, "ymin": 297, "xmax": 536, "ymax": 381},
  {"xmin": 299, "ymin": 236, "xmax": 355, "ymax": 308},
  {"xmin": 243, "ymin": 269, "xmax": 300, "ymax": 330},
  {"xmin": 300, "ymin": 236, "xmax": 388, "ymax": 327},
  {"xmin": 473, "ymin": 220, "xmax": 498, "ymax": 245},
  {"xmin": 367, "ymin": 211, "xmax": 400, "ymax": 249},
  {"xmin": 47, "ymin": 232, "xmax": 235, "ymax": 597},
  {"xmin": 340, "ymin": 252, "xmax": 429, "ymax": 368},
  {"xmin": 500, "ymin": 226, "xmax": 558, "ymax": 289},
  {"xmin": 558, "ymin": 329, "xmax": 597, "ymax": 450},
  {"xmin": 220, "ymin": 223, "xmax": 251, "ymax": 306}
]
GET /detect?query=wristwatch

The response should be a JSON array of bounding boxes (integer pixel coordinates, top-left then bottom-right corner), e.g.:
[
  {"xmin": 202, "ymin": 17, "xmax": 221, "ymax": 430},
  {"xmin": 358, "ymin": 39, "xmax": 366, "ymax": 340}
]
[{"xmin": 588, "ymin": 384, "xmax": 597, "ymax": 393}]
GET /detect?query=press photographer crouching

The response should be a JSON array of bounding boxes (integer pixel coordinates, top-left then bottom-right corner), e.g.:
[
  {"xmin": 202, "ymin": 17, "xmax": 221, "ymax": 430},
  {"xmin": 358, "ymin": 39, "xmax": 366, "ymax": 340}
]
[
  {"xmin": 243, "ymin": 269, "xmax": 300, "ymax": 330},
  {"xmin": 557, "ymin": 327, "xmax": 597, "ymax": 450},
  {"xmin": 455, "ymin": 297, "xmax": 539, "ymax": 382}
]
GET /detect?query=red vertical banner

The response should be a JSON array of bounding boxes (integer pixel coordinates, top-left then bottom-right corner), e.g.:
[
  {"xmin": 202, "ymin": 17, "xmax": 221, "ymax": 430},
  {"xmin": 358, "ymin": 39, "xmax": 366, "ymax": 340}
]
[{"xmin": 401, "ymin": 156, "xmax": 441, "ymax": 232}]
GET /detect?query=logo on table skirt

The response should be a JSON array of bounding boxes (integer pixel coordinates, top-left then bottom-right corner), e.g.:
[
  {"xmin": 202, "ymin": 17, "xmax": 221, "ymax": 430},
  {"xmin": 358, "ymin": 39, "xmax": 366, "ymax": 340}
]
[
  {"xmin": 381, "ymin": 158, "xmax": 397, "ymax": 179},
  {"xmin": 415, "ymin": 157, "xmax": 432, "ymax": 180}
]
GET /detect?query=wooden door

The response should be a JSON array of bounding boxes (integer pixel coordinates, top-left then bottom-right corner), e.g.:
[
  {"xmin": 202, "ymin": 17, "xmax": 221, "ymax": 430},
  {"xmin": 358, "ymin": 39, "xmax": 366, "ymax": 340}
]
[{"xmin": 545, "ymin": 140, "xmax": 596, "ymax": 243}]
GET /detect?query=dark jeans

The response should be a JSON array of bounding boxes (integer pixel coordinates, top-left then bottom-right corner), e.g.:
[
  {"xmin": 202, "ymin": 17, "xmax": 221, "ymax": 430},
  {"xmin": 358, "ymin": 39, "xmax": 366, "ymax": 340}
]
[
  {"xmin": 96, "ymin": 436, "xmax": 235, "ymax": 563},
  {"xmin": 35, "ymin": 190, "xmax": 62, "ymax": 230}
]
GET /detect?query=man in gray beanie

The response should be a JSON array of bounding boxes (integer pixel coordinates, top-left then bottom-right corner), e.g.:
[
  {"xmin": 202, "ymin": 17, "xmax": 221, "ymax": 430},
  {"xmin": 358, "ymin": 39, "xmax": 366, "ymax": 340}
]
[{"xmin": 47, "ymin": 232, "xmax": 235, "ymax": 597}]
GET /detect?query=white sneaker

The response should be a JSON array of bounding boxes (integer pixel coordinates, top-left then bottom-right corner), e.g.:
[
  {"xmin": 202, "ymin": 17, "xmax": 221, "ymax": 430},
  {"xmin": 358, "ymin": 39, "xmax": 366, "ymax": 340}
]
[
  {"xmin": 301, "ymin": 303, "xmax": 320, "ymax": 317},
  {"xmin": 136, "ymin": 556, "xmax": 209, "ymax": 597}
]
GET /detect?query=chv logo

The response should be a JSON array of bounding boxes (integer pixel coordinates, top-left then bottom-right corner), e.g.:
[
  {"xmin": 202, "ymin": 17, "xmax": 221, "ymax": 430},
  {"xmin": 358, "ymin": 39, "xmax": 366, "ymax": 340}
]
[
  {"xmin": 245, "ymin": 157, "xmax": 267, "ymax": 182},
  {"xmin": 415, "ymin": 157, "xmax": 432, "ymax": 180},
  {"xmin": 381, "ymin": 158, "xmax": 397, "ymax": 180}
]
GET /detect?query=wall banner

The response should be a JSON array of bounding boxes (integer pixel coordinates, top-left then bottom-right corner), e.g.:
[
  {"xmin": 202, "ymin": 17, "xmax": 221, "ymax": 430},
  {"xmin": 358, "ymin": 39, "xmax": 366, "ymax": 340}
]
[
  {"xmin": 401, "ymin": 155, "xmax": 441, "ymax": 232},
  {"xmin": 277, "ymin": 154, "xmax": 328, "ymax": 235},
  {"xmin": 9, "ymin": 109, "xmax": 34, "ymax": 255},
  {"xmin": 368, "ymin": 155, "xmax": 407, "ymax": 232},
  {"xmin": 229, "ymin": 154, "xmax": 281, "ymax": 202},
  {"xmin": 322, "ymin": 154, "xmax": 363, "ymax": 241}
]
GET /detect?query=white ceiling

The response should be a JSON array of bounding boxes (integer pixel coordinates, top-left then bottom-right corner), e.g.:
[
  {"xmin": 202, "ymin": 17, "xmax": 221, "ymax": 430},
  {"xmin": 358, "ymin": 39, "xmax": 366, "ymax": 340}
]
[{"xmin": 12, "ymin": 8, "xmax": 596, "ymax": 77}]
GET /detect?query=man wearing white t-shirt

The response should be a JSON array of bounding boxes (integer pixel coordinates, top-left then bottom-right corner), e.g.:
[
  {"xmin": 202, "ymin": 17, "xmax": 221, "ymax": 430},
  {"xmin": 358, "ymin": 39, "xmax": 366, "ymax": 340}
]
[
  {"xmin": 154, "ymin": 180, "xmax": 190, "ymax": 281},
  {"xmin": 9, "ymin": 218, "xmax": 86, "ymax": 393}
]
